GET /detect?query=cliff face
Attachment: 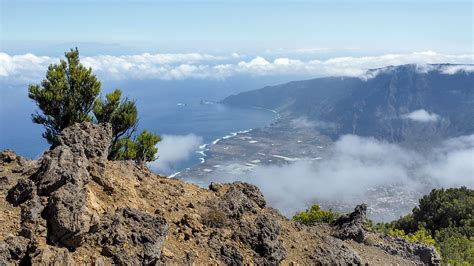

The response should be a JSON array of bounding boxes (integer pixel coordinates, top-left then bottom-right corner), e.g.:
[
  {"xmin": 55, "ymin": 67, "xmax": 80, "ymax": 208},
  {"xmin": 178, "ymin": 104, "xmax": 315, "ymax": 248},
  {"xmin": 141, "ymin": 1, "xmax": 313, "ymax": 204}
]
[
  {"xmin": 223, "ymin": 65, "xmax": 474, "ymax": 143},
  {"xmin": 0, "ymin": 122, "xmax": 440, "ymax": 264}
]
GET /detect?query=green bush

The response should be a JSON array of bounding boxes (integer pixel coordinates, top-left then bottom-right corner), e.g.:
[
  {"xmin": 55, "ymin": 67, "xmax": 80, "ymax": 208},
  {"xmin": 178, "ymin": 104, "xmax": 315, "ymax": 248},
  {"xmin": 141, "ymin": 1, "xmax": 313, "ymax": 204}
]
[
  {"xmin": 435, "ymin": 227, "xmax": 474, "ymax": 265},
  {"xmin": 387, "ymin": 227, "xmax": 436, "ymax": 246},
  {"xmin": 28, "ymin": 48, "xmax": 100, "ymax": 143},
  {"xmin": 386, "ymin": 187, "xmax": 473, "ymax": 264},
  {"xmin": 292, "ymin": 204, "xmax": 340, "ymax": 225}
]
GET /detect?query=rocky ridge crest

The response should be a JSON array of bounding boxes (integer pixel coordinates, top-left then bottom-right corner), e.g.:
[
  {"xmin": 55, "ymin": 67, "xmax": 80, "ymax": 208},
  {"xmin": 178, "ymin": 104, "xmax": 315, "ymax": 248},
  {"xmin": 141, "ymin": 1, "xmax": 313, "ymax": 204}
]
[{"xmin": 1, "ymin": 122, "xmax": 440, "ymax": 264}]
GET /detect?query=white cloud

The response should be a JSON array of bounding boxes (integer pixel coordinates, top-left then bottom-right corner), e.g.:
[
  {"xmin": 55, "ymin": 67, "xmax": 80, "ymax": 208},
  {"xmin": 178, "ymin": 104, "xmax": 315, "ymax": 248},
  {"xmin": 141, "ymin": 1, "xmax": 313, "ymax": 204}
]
[
  {"xmin": 1, "ymin": 51, "xmax": 473, "ymax": 84},
  {"xmin": 290, "ymin": 117, "xmax": 336, "ymax": 130},
  {"xmin": 440, "ymin": 65, "xmax": 474, "ymax": 74},
  {"xmin": 148, "ymin": 134, "xmax": 203, "ymax": 174},
  {"xmin": 213, "ymin": 134, "xmax": 473, "ymax": 221},
  {"xmin": 402, "ymin": 109, "xmax": 440, "ymax": 122}
]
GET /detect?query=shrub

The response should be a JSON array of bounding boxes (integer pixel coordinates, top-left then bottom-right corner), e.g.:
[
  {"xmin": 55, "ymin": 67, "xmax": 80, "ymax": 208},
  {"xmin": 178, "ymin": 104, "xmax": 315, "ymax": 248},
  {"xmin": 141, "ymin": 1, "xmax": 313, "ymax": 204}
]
[
  {"xmin": 435, "ymin": 227, "xmax": 474, "ymax": 265},
  {"xmin": 202, "ymin": 208, "xmax": 228, "ymax": 228},
  {"xmin": 292, "ymin": 204, "xmax": 340, "ymax": 225},
  {"xmin": 28, "ymin": 48, "xmax": 100, "ymax": 143}
]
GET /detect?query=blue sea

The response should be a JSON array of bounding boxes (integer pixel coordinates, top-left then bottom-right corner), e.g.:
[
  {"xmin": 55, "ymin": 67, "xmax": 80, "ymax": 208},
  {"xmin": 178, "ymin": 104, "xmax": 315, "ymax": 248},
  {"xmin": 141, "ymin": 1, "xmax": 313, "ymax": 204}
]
[{"xmin": 0, "ymin": 81, "xmax": 277, "ymax": 174}]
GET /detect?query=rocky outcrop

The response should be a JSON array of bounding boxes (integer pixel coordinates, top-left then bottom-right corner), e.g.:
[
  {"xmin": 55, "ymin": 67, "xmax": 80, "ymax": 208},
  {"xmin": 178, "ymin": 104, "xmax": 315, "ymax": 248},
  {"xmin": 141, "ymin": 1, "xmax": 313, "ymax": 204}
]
[
  {"xmin": 0, "ymin": 122, "xmax": 168, "ymax": 264},
  {"xmin": 331, "ymin": 204, "xmax": 367, "ymax": 243},
  {"xmin": 234, "ymin": 213, "xmax": 287, "ymax": 264},
  {"xmin": 331, "ymin": 204, "xmax": 441, "ymax": 265},
  {"xmin": 100, "ymin": 208, "xmax": 168, "ymax": 264},
  {"xmin": 369, "ymin": 233, "xmax": 441, "ymax": 265},
  {"xmin": 6, "ymin": 179, "xmax": 34, "ymax": 206},
  {"xmin": 0, "ymin": 122, "xmax": 442, "ymax": 265}
]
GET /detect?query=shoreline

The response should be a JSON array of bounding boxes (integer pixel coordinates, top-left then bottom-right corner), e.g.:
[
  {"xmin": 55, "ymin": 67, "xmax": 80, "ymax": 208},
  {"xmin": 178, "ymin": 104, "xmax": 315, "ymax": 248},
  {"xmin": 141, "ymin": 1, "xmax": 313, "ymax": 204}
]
[{"xmin": 167, "ymin": 106, "xmax": 281, "ymax": 179}]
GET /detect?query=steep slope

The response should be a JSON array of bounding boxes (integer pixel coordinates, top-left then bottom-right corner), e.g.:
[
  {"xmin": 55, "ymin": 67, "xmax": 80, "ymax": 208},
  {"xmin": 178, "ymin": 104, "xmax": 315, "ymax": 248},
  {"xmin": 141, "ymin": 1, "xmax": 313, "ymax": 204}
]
[
  {"xmin": 223, "ymin": 64, "xmax": 474, "ymax": 142},
  {"xmin": 0, "ymin": 122, "xmax": 440, "ymax": 264}
]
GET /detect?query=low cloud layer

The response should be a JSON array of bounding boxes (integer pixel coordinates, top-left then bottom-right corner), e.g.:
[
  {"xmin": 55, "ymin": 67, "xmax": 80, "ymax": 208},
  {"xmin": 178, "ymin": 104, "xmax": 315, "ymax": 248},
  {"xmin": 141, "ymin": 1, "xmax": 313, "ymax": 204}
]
[
  {"xmin": 1, "ymin": 51, "xmax": 473, "ymax": 84},
  {"xmin": 402, "ymin": 109, "xmax": 440, "ymax": 122},
  {"xmin": 148, "ymin": 134, "xmax": 203, "ymax": 174},
  {"xmin": 214, "ymin": 134, "xmax": 474, "ymax": 220}
]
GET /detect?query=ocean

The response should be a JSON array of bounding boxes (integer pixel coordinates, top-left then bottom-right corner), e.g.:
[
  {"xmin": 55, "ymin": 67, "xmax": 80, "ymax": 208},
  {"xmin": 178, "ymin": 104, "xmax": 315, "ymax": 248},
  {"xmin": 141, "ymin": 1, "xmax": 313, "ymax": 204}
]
[{"xmin": 0, "ymin": 83, "xmax": 277, "ymax": 175}]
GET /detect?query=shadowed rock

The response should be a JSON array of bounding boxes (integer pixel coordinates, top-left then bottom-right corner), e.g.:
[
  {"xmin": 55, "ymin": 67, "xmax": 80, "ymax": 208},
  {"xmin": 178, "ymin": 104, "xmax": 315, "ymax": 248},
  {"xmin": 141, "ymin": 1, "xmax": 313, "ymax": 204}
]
[
  {"xmin": 101, "ymin": 208, "xmax": 168, "ymax": 264},
  {"xmin": 6, "ymin": 178, "xmax": 34, "ymax": 206},
  {"xmin": 235, "ymin": 213, "xmax": 287, "ymax": 264},
  {"xmin": 331, "ymin": 204, "xmax": 367, "ymax": 243}
]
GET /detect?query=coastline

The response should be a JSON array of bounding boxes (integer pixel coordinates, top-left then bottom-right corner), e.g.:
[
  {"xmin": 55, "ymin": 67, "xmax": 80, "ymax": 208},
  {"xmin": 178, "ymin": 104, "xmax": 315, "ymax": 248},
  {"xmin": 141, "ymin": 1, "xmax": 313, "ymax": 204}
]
[{"xmin": 167, "ymin": 106, "xmax": 281, "ymax": 179}]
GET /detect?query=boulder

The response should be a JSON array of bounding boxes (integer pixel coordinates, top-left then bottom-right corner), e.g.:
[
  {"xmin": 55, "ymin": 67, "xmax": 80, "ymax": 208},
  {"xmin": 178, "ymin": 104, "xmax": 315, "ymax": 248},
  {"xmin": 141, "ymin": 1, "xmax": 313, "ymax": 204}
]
[
  {"xmin": 331, "ymin": 204, "xmax": 367, "ymax": 243},
  {"xmin": 218, "ymin": 182, "xmax": 266, "ymax": 219},
  {"xmin": 101, "ymin": 208, "xmax": 168, "ymax": 264},
  {"xmin": 234, "ymin": 213, "xmax": 287, "ymax": 264},
  {"xmin": 6, "ymin": 178, "xmax": 34, "ymax": 206},
  {"xmin": 45, "ymin": 183, "xmax": 92, "ymax": 249}
]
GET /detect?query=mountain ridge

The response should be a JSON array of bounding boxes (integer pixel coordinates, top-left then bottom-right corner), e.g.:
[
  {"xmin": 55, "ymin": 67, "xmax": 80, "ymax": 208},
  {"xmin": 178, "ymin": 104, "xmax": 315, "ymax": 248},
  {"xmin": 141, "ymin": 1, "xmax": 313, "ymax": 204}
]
[{"xmin": 222, "ymin": 64, "xmax": 474, "ymax": 143}]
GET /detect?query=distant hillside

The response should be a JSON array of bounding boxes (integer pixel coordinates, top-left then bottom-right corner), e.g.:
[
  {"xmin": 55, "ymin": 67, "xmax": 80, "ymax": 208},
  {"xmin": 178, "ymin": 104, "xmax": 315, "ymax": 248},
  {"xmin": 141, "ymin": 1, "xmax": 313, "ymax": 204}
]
[{"xmin": 223, "ymin": 64, "xmax": 474, "ymax": 142}]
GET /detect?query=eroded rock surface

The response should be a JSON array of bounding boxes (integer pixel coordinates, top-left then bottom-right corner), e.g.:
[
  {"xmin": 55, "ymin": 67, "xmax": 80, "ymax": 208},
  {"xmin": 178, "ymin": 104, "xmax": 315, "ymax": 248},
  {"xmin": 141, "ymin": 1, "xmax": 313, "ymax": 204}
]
[{"xmin": 331, "ymin": 203, "xmax": 367, "ymax": 243}]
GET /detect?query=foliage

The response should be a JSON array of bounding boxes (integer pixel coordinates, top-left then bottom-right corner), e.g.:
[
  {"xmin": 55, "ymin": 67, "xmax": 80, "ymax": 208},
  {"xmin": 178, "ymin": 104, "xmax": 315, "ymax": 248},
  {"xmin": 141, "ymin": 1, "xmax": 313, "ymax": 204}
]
[
  {"xmin": 411, "ymin": 187, "xmax": 474, "ymax": 236},
  {"xmin": 29, "ymin": 48, "xmax": 161, "ymax": 163},
  {"xmin": 135, "ymin": 130, "xmax": 161, "ymax": 164},
  {"xmin": 112, "ymin": 137, "xmax": 138, "ymax": 161},
  {"xmin": 386, "ymin": 228, "xmax": 436, "ymax": 246},
  {"xmin": 292, "ymin": 204, "xmax": 340, "ymax": 225},
  {"xmin": 387, "ymin": 187, "xmax": 474, "ymax": 264},
  {"xmin": 435, "ymin": 227, "xmax": 474, "ymax": 265},
  {"xmin": 28, "ymin": 48, "xmax": 101, "ymax": 143},
  {"xmin": 93, "ymin": 89, "xmax": 139, "ymax": 159}
]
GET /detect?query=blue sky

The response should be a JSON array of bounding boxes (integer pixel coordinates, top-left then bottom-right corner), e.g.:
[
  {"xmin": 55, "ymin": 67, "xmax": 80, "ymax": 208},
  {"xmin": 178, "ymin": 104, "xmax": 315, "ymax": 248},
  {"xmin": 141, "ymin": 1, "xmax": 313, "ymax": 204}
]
[{"xmin": 1, "ymin": 0, "xmax": 473, "ymax": 55}]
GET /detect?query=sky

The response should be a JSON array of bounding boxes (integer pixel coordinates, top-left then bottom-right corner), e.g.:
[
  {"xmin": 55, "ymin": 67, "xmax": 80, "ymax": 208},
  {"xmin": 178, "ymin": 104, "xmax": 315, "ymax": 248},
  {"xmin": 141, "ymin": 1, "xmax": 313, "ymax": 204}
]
[
  {"xmin": 1, "ymin": 0, "xmax": 473, "ymax": 56},
  {"xmin": 0, "ymin": 0, "xmax": 473, "ymax": 84}
]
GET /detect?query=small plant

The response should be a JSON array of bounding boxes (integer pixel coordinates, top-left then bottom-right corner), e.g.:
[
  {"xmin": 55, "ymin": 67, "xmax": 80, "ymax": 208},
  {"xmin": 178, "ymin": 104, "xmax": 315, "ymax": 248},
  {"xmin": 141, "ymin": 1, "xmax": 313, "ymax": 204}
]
[
  {"xmin": 292, "ymin": 204, "xmax": 340, "ymax": 225},
  {"xmin": 202, "ymin": 208, "xmax": 228, "ymax": 228},
  {"xmin": 387, "ymin": 227, "xmax": 436, "ymax": 246}
]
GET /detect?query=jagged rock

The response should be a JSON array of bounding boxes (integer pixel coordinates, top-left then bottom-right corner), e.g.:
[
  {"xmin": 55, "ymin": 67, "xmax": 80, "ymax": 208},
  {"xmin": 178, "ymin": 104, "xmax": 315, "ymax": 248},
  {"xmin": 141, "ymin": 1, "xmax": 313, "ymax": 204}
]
[
  {"xmin": 372, "ymin": 233, "xmax": 441, "ymax": 265},
  {"xmin": 4, "ymin": 235, "xmax": 29, "ymax": 260},
  {"xmin": 218, "ymin": 182, "xmax": 265, "ymax": 219},
  {"xmin": 0, "ymin": 176, "xmax": 9, "ymax": 190},
  {"xmin": 331, "ymin": 204, "xmax": 367, "ymax": 243},
  {"xmin": 231, "ymin": 181, "xmax": 266, "ymax": 208},
  {"xmin": 34, "ymin": 122, "xmax": 112, "ymax": 196},
  {"xmin": 0, "ymin": 149, "xmax": 18, "ymax": 164},
  {"xmin": 310, "ymin": 234, "xmax": 362, "ymax": 264},
  {"xmin": 235, "ymin": 213, "xmax": 287, "ymax": 264},
  {"xmin": 46, "ymin": 183, "xmax": 92, "ymax": 249},
  {"xmin": 0, "ymin": 235, "xmax": 30, "ymax": 262},
  {"xmin": 0, "ymin": 242, "xmax": 11, "ymax": 263},
  {"xmin": 29, "ymin": 245, "xmax": 74, "ymax": 264},
  {"xmin": 101, "ymin": 208, "xmax": 168, "ymax": 265},
  {"xmin": 6, "ymin": 178, "xmax": 34, "ymax": 206},
  {"xmin": 219, "ymin": 244, "xmax": 244, "ymax": 265},
  {"xmin": 54, "ymin": 122, "xmax": 112, "ymax": 161},
  {"xmin": 35, "ymin": 147, "xmax": 90, "ymax": 196},
  {"xmin": 20, "ymin": 195, "xmax": 44, "ymax": 225}
]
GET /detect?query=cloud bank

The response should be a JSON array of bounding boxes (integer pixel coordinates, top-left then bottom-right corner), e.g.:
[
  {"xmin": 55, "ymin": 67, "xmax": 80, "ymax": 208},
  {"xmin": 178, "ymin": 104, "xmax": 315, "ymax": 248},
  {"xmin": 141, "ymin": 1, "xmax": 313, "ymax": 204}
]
[
  {"xmin": 1, "ymin": 51, "xmax": 473, "ymax": 84},
  {"xmin": 213, "ymin": 134, "xmax": 474, "ymax": 220},
  {"xmin": 148, "ymin": 134, "xmax": 203, "ymax": 174},
  {"xmin": 402, "ymin": 109, "xmax": 440, "ymax": 122}
]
